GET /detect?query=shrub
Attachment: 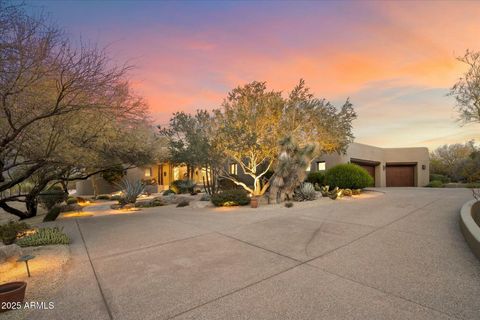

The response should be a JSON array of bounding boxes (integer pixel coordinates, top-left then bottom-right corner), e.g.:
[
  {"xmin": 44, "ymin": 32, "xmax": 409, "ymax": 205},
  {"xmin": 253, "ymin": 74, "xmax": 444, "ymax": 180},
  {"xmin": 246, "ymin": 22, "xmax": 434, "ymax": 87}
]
[
  {"xmin": 285, "ymin": 202, "xmax": 294, "ymax": 208},
  {"xmin": 293, "ymin": 182, "xmax": 317, "ymax": 201},
  {"xmin": 95, "ymin": 194, "xmax": 111, "ymax": 200},
  {"xmin": 66, "ymin": 197, "xmax": 78, "ymax": 205},
  {"xmin": 427, "ymin": 180, "xmax": 444, "ymax": 188},
  {"xmin": 163, "ymin": 189, "xmax": 176, "ymax": 196},
  {"xmin": 176, "ymin": 200, "xmax": 190, "ymax": 207},
  {"xmin": 38, "ymin": 189, "xmax": 67, "ymax": 210},
  {"xmin": 325, "ymin": 164, "xmax": 374, "ymax": 189},
  {"xmin": 43, "ymin": 206, "xmax": 62, "ymax": 222},
  {"xmin": 211, "ymin": 189, "xmax": 250, "ymax": 207},
  {"xmin": 0, "ymin": 220, "xmax": 30, "ymax": 245},
  {"xmin": 171, "ymin": 179, "xmax": 195, "ymax": 194},
  {"xmin": 342, "ymin": 189, "xmax": 353, "ymax": 197},
  {"xmin": 430, "ymin": 174, "xmax": 450, "ymax": 184},
  {"xmin": 200, "ymin": 194, "xmax": 211, "ymax": 201},
  {"xmin": 16, "ymin": 227, "xmax": 70, "ymax": 247},
  {"xmin": 306, "ymin": 171, "xmax": 325, "ymax": 186}
]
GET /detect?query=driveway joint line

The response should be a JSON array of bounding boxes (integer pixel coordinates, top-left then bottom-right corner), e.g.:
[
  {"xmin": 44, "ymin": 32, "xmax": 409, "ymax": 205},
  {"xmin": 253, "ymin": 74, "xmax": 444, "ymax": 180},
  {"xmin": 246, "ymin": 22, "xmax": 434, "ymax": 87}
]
[
  {"xmin": 91, "ymin": 231, "xmax": 214, "ymax": 261},
  {"xmin": 75, "ymin": 219, "xmax": 114, "ymax": 320},
  {"xmin": 302, "ymin": 198, "xmax": 441, "ymax": 263},
  {"xmin": 308, "ymin": 264, "xmax": 464, "ymax": 320},
  {"xmin": 216, "ymin": 232, "xmax": 304, "ymax": 263}
]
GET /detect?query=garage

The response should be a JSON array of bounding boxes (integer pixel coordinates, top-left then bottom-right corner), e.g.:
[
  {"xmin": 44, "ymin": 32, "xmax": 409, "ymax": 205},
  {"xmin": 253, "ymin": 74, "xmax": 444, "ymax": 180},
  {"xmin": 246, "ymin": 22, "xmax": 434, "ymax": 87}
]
[
  {"xmin": 350, "ymin": 158, "xmax": 377, "ymax": 183},
  {"xmin": 386, "ymin": 164, "xmax": 415, "ymax": 187}
]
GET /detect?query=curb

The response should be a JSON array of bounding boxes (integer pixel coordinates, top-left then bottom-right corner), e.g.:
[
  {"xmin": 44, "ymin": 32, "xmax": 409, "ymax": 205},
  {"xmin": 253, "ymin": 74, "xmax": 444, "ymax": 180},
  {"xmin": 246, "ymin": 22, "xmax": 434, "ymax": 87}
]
[{"xmin": 459, "ymin": 200, "xmax": 480, "ymax": 261}]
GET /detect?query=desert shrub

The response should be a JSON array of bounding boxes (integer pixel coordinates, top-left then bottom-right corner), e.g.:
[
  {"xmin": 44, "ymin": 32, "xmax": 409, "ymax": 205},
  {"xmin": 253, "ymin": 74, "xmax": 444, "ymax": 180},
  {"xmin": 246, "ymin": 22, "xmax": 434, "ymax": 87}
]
[
  {"xmin": 342, "ymin": 189, "xmax": 353, "ymax": 196},
  {"xmin": 320, "ymin": 185, "xmax": 330, "ymax": 197},
  {"xmin": 430, "ymin": 174, "xmax": 450, "ymax": 184},
  {"xmin": 171, "ymin": 179, "xmax": 195, "ymax": 194},
  {"xmin": 66, "ymin": 197, "xmax": 78, "ymax": 205},
  {"xmin": 293, "ymin": 182, "xmax": 317, "ymax": 201},
  {"xmin": 43, "ymin": 206, "xmax": 62, "ymax": 222},
  {"xmin": 117, "ymin": 178, "xmax": 145, "ymax": 204},
  {"xmin": 95, "ymin": 194, "xmax": 111, "ymax": 200},
  {"xmin": 218, "ymin": 177, "xmax": 241, "ymax": 191},
  {"xmin": 163, "ymin": 189, "xmax": 176, "ymax": 196},
  {"xmin": 176, "ymin": 200, "xmax": 190, "ymax": 207},
  {"xmin": 285, "ymin": 202, "xmax": 294, "ymax": 208},
  {"xmin": 200, "ymin": 194, "xmax": 211, "ymax": 201},
  {"xmin": 211, "ymin": 189, "xmax": 250, "ymax": 207},
  {"xmin": 325, "ymin": 164, "xmax": 373, "ymax": 189},
  {"xmin": 426, "ymin": 180, "xmax": 444, "ymax": 188},
  {"xmin": 16, "ymin": 227, "xmax": 70, "ymax": 247},
  {"xmin": 0, "ymin": 220, "xmax": 30, "ymax": 245},
  {"xmin": 38, "ymin": 189, "xmax": 67, "ymax": 210},
  {"xmin": 306, "ymin": 171, "xmax": 325, "ymax": 186},
  {"xmin": 467, "ymin": 182, "xmax": 480, "ymax": 188}
]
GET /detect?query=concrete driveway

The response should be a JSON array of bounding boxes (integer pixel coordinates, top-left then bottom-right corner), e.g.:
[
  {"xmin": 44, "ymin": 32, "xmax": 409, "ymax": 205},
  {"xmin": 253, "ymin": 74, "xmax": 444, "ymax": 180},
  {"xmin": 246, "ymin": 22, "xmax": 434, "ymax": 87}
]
[{"xmin": 32, "ymin": 188, "xmax": 479, "ymax": 320}]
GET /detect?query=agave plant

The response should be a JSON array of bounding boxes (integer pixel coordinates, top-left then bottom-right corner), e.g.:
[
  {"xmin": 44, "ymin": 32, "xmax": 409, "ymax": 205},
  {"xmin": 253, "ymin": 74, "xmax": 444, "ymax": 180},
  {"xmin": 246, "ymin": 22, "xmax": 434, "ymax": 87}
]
[
  {"xmin": 117, "ymin": 178, "xmax": 145, "ymax": 205},
  {"xmin": 293, "ymin": 182, "xmax": 317, "ymax": 201}
]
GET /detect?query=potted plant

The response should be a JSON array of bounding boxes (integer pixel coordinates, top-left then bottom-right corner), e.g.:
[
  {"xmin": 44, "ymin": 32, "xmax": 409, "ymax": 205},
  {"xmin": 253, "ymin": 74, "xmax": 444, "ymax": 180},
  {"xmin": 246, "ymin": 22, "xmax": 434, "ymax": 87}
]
[
  {"xmin": 250, "ymin": 196, "xmax": 259, "ymax": 208},
  {"xmin": 0, "ymin": 282, "xmax": 27, "ymax": 312}
]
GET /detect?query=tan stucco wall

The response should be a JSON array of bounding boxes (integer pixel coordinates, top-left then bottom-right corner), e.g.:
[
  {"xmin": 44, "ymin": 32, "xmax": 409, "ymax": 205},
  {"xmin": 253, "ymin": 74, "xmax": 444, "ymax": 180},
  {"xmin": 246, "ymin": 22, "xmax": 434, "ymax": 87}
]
[{"xmin": 312, "ymin": 142, "xmax": 430, "ymax": 187}]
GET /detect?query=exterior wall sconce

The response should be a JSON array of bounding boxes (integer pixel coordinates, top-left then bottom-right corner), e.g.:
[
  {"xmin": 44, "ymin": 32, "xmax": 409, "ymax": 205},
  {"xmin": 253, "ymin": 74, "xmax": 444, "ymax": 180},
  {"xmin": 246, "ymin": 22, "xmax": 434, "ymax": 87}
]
[{"xmin": 421, "ymin": 164, "xmax": 426, "ymax": 170}]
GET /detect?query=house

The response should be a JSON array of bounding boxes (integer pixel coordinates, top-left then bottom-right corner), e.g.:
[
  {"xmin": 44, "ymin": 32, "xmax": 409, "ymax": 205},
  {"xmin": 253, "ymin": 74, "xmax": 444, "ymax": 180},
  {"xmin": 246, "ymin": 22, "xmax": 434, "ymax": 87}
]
[
  {"xmin": 75, "ymin": 163, "xmax": 205, "ymax": 195},
  {"xmin": 75, "ymin": 142, "xmax": 429, "ymax": 195},
  {"xmin": 309, "ymin": 142, "xmax": 429, "ymax": 187}
]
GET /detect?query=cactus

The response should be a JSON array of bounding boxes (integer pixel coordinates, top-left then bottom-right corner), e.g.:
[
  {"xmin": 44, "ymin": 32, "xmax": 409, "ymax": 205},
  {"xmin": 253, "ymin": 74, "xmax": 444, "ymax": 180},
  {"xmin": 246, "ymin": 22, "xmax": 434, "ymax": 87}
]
[
  {"xmin": 320, "ymin": 185, "xmax": 330, "ymax": 197},
  {"xmin": 16, "ymin": 227, "xmax": 70, "ymax": 247}
]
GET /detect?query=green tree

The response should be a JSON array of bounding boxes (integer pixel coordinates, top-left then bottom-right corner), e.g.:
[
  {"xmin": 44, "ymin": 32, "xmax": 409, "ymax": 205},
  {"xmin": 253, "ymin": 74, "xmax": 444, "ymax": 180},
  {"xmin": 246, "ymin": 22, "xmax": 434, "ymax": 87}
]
[
  {"xmin": 429, "ymin": 141, "xmax": 477, "ymax": 180},
  {"xmin": 213, "ymin": 80, "xmax": 356, "ymax": 196}
]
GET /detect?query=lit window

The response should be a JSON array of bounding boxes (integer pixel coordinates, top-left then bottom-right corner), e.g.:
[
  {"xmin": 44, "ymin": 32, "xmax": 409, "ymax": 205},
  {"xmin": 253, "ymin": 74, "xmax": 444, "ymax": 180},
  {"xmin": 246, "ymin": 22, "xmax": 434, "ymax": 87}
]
[
  {"xmin": 145, "ymin": 168, "xmax": 152, "ymax": 177},
  {"xmin": 316, "ymin": 161, "xmax": 326, "ymax": 171},
  {"xmin": 306, "ymin": 164, "xmax": 311, "ymax": 172},
  {"xmin": 229, "ymin": 163, "xmax": 238, "ymax": 175}
]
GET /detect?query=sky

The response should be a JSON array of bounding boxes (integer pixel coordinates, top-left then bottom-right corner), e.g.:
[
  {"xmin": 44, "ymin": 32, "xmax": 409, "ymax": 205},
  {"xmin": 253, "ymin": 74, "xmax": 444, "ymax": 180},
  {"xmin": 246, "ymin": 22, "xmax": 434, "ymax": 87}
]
[{"xmin": 26, "ymin": 0, "xmax": 480, "ymax": 150}]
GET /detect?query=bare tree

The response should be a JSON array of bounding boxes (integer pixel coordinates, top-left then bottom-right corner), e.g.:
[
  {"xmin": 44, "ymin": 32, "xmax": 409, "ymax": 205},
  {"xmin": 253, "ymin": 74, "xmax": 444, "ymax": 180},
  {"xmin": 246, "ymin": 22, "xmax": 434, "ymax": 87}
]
[{"xmin": 0, "ymin": 2, "xmax": 159, "ymax": 218}]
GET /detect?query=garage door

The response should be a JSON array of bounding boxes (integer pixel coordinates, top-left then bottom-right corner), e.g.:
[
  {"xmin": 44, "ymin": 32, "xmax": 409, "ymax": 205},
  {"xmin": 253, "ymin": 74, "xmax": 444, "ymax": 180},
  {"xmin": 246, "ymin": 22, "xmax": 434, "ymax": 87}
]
[{"xmin": 386, "ymin": 165, "xmax": 415, "ymax": 187}]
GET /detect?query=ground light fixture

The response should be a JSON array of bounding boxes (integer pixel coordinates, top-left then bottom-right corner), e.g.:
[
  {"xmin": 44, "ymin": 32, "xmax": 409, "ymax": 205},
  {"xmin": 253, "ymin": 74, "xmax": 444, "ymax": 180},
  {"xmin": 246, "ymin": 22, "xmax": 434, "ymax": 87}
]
[{"xmin": 17, "ymin": 255, "xmax": 35, "ymax": 277}]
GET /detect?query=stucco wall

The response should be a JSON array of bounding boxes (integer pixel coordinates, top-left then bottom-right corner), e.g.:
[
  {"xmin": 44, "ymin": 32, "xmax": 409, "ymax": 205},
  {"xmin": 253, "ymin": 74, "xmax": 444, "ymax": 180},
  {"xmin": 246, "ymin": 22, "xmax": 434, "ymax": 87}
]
[{"xmin": 312, "ymin": 142, "xmax": 430, "ymax": 187}]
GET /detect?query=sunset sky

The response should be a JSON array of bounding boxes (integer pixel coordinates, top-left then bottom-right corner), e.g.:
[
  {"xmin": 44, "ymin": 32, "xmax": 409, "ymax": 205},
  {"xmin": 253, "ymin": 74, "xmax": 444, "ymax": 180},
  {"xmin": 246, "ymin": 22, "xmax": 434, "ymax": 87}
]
[{"xmin": 28, "ymin": 1, "xmax": 480, "ymax": 149}]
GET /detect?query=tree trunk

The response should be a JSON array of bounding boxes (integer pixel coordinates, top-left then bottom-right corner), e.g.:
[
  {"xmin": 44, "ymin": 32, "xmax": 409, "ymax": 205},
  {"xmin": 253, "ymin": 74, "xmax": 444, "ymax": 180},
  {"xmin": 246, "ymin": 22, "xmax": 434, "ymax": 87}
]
[{"xmin": 0, "ymin": 201, "xmax": 29, "ymax": 219}]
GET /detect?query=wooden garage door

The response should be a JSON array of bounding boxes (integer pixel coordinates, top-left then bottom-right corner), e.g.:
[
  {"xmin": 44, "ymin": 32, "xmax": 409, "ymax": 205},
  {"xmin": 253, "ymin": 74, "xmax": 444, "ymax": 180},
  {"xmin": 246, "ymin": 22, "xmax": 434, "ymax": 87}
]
[{"xmin": 386, "ymin": 165, "xmax": 415, "ymax": 187}]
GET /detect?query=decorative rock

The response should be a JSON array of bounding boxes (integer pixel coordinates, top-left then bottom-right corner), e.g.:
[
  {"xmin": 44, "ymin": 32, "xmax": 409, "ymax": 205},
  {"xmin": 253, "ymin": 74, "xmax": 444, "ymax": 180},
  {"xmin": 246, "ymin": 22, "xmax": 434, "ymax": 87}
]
[{"xmin": 110, "ymin": 204, "xmax": 122, "ymax": 210}]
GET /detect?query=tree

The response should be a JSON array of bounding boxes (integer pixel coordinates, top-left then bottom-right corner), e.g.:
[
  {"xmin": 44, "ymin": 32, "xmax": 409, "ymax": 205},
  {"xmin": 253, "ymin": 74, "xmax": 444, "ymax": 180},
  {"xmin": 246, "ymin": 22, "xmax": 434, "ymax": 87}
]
[
  {"xmin": 159, "ymin": 110, "xmax": 222, "ymax": 195},
  {"xmin": 429, "ymin": 141, "xmax": 477, "ymax": 180},
  {"xmin": 450, "ymin": 50, "xmax": 480, "ymax": 124},
  {"xmin": 213, "ymin": 80, "xmax": 356, "ymax": 196},
  {"xmin": 0, "ymin": 2, "xmax": 160, "ymax": 218}
]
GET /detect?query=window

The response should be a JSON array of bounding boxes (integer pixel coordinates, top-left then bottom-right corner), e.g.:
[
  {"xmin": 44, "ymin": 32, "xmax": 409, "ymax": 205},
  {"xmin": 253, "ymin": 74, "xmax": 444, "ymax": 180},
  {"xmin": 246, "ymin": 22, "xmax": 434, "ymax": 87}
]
[
  {"xmin": 316, "ymin": 161, "xmax": 326, "ymax": 171},
  {"xmin": 229, "ymin": 163, "xmax": 238, "ymax": 175},
  {"xmin": 144, "ymin": 168, "xmax": 152, "ymax": 177}
]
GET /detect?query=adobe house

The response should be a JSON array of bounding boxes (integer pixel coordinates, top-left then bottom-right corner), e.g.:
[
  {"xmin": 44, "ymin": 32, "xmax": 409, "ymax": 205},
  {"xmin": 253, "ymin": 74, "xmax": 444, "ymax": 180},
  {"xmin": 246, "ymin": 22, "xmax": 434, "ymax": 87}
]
[
  {"xmin": 76, "ymin": 142, "xmax": 429, "ymax": 195},
  {"xmin": 309, "ymin": 142, "xmax": 429, "ymax": 187}
]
